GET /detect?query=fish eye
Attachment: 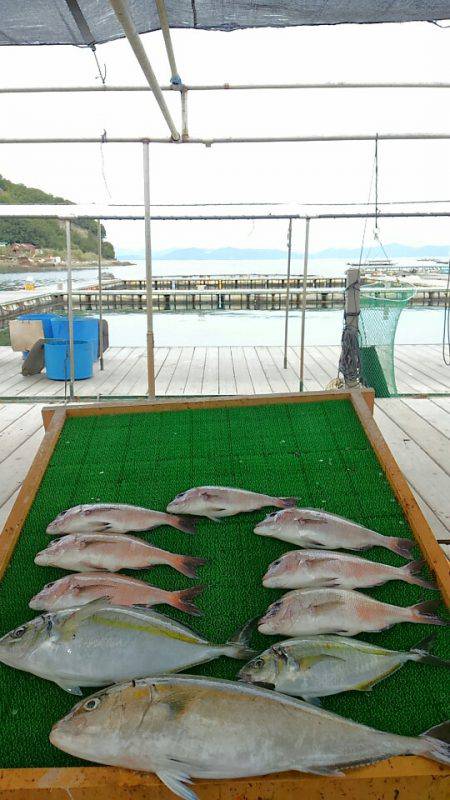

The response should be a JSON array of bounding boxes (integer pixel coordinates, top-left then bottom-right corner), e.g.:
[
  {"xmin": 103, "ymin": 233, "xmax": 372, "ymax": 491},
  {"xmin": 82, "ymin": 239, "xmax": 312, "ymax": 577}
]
[
  {"xmin": 266, "ymin": 511, "xmax": 278, "ymax": 519},
  {"xmin": 44, "ymin": 581, "xmax": 55, "ymax": 589},
  {"xmin": 271, "ymin": 559, "xmax": 281, "ymax": 568},
  {"xmin": 253, "ymin": 657, "xmax": 265, "ymax": 669},
  {"xmin": 10, "ymin": 625, "xmax": 27, "ymax": 640},
  {"xmin": 83, "ymin": 697, "xmax": 100, "ymax": 711},
  {"xmin": 174, "ymin": 492, "xmax": 186, "ymax": 500}
]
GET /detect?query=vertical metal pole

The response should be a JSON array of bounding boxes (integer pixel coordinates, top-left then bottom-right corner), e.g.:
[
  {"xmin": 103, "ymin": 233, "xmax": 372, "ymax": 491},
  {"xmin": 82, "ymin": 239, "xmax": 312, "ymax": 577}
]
[
  {"xmin": 299, "ymin": 217, "xmax": 310, "ymax": 392},
  {"xmin": 283, "ymin": 218, "xmax": 293, "ymax": 369},
  {"xmin": 65, "ymin": 220, "xmax": 75, "ymax": 400},
  {"xmin": 143, "ymin": 140, "xmax": 156, "ymax": 398},
  {"xmin": 181, "ymin": 87, "xmax": 189, "ymax": 140},
  {"xmin": 97, "ymin": 219, "xmax": 104, "ymax": 370}
]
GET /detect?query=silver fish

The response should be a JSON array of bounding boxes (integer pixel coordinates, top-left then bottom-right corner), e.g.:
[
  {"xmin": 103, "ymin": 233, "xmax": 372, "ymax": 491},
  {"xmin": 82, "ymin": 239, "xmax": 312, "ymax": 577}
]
[
  {"xmin": 167, "ymin": 486, "xmax": 296, "ymax": 520},
  {"xmin": 50, "ymin": 674, "xmax": 450, "ymax": 800},
  {"xmin": 34, "ymin": 533, "xmax": 206, "ymax": 577},
  {"xmin": 254, "ymin": 508, "xmax": 415, "ymax": 559},
  {"xmin": 239, "ymin": 634, "xmax": 450, "ymax": 700},
  {"xmin": 47, "ymin": 503, "xmax": 196, "ymax": 535},
  {"xmin": 0, "ymin": 601, "xmax": 254, "ymax": 695},
  {"xmin": 263, "ymin": 550, "xmax": 437, "ymax": 590},
  {"xmin": 259, "ymin": 588, "xmax": 448, "ymax": 636}
]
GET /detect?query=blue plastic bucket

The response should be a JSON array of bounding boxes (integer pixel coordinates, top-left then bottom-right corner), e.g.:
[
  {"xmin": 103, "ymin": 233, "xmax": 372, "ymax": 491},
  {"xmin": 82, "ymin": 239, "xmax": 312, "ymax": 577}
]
[
  {"xmin": 18, "ymin": 313, "xmax": 55, "ymax": 338},
  {"xmin": 51, "ymin": 317, "xmax": 99, "ymax": 361},
  {"xmin": 44, "ymin": 339, "xmax": 93, "ymax": 381}
]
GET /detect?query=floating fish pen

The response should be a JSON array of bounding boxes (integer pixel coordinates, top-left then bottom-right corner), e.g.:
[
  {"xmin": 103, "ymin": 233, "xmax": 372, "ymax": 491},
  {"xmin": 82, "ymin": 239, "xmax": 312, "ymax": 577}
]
[{"xmin": 0, "ymin": 389, "xmax": 448, "ymax": 798}]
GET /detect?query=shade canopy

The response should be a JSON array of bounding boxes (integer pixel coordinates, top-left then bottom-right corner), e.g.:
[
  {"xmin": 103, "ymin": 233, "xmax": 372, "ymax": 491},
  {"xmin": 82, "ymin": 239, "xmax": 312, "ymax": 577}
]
[{"xmin": 2, "ymin": 1, "xmax": 450, "ymax": 46}]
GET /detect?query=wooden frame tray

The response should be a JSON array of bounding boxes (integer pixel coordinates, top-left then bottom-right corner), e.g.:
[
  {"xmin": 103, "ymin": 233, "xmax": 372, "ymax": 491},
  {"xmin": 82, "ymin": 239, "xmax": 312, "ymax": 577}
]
[{"xmin": 0, "ymin": 388, "xmax": 448, "ymax": 800}]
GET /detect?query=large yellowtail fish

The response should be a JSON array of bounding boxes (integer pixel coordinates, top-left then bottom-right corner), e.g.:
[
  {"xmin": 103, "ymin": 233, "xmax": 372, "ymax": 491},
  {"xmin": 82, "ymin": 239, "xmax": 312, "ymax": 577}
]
[
  {"xmin": 29, "ymin": 573, "xmax": 205, "ymax": 616},
  {"xmin": 0, "ymin": 601, "xmax": 255, "ymax": 695},
  {"xmin": 50, "ymin": 675, "xmax": 450, "ymax": 800},
  {"xmin": 263, "ymin": 550, "xmax": 437, "ymax": 590},
  {"xmin": 35, "ymin": 533, "xmax": 206, "ymax": 577},
  {"xmin": 239, "ymin": 634, "xmax": 450, "ymax": 700},
  {"xmin": 259, "ymin": 588, "xmax": 448, "ymax": 636},
  {"xmin": 254, "ymin": 508, "xmax": 415, "ymax": 559},
  {"xmin": 167, "ymin": 486, "xmax": 296, "ymax": 520},
  {"xmin": 47, "ymin": 503, "xmax": 196, "ymax": 535}
]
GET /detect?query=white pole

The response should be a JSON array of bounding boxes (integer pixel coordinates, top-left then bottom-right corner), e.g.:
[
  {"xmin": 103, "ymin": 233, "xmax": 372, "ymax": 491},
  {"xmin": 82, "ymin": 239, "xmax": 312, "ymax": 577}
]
[
  {"xmin": 4, "ymin": 132, "xmax": 450, "ymax": 145},
  {"xmin": 181, "ymin": 88, "xmax": 189, "ymax": 140},
  {"xmin": 97, "ymin": 220, "xmax": 104, "ymax": 370},
  {"xmin": 283, "ymin": 218, "xmax": 293, "ymax": 369},
  {"xmin": 108, "ymin": 0, "xmax": 180, "ymax": 140},
  {"xmin": 299, "ymin": 218, "xmax": 310, "ymax": 392},
  {"xmin": 155, "ymin": 0, "xmax": 181, "ymax": 84},
  {"xmin": 143, "ymin": 141, "xmax": 156, "ymax": 398},
  {"xmin": 6, "ymin": 81, "xmax": 450, "ymax": 94},
  {"xmin": 65, "ymin": 220, "xmax": 75, "ymax": 401}
]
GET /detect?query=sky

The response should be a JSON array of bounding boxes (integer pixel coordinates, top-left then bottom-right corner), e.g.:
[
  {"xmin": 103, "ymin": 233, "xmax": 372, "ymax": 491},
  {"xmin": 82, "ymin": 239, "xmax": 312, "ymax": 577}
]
[{"xmin": 2, "ymin": 19, "xmax": 450, "ymax": 254}]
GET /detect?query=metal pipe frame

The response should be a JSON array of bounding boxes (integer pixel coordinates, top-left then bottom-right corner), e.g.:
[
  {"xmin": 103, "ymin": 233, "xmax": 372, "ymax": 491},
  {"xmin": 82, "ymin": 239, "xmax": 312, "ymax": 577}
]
[
  {"xmin": 65, "ymin": 220, "xmax": 75, "ymax": 400},
  {"xmin": 299, "ymin": 218, "xmax": 310, "ymax": 393},
  {"xmin": 143, "ymin": 141, "xmax": 156, "ymax": 398},
  {"xmin": 2, "ymin": 133, "xmax": 450, "ymax": 145},
  {"xmin": 97, "ymin": 219, "xmax": 104, "ymax": 370},
  {"xmin": 283, "ymin": 218, "xmax": 293, "ymax": 370},
  {"xmin": 3, "ymin": 209, "xmax": 450, "ymax": 221},
  {"xmin": 155, "ymin": 0, "xmax": 181, "ymax": 85},
  {"xmin": 108, "ymin": 0, "xmax": 180, "ymax": 140},
  {"xmin": 4, "ymin": 81, "xmax": 450, "ymax": 94}
]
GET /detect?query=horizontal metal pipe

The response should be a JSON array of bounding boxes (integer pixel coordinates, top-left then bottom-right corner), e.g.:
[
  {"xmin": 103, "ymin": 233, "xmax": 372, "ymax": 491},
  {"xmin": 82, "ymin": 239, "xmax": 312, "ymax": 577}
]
[
  {"xmin": 3, "ymin": 133, "xmax": 450, "ymax": 145},
  {"xmin": 3, "ymin": 82, "xmax": 450, "ymax": 94},
  {"xmin": 2, "ymin": 210, "xmax": 450, "ymax": 221}
]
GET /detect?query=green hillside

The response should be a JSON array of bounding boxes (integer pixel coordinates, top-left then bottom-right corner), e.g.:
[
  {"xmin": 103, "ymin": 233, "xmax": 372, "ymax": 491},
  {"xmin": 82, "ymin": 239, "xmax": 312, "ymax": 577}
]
[{"xmin": 0, "ymin": 176, "xmax": 115, "ymax": 258}]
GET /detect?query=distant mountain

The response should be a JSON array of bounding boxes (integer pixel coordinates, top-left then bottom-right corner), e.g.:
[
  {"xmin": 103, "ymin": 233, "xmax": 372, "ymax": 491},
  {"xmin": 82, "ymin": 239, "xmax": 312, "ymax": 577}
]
[{"xmin": 117, "ymin": 244, "xmax": 450, "ymax": 261}]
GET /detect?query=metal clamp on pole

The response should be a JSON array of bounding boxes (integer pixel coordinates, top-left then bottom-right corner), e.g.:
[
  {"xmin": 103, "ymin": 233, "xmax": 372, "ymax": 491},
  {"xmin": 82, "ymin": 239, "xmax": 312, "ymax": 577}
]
[
  {"xmin": 143, "ymin": 141, "xmax": 156, "ymax": 398},
  {"xmin": 65, "ymin": 220, "xmax": 75, "ymax": 401},
  {"xmin": 299, "ymin": 218, "xmax": 310, "ymax": 392}
]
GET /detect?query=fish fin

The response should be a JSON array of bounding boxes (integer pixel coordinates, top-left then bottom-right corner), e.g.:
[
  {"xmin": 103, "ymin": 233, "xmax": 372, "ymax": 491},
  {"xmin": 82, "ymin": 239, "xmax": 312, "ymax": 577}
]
[
  {"xmin": 171, "ymin": 585, "xmax": 205, "ymax": 616},
  {"xmin": 389, "ymin": 537, "xmax": 416, "ymax": 559},
  {"xmin": 57, "ymin": 597, "xmax": 111, "ymax": 640},
  {"xmin": 225, "ymin": 616, "xmax": 258, "ymax": 660},
  {"xmin": 251, "ymin": 681, "xmax": 276, "ymax": 690},
  {"xmin": 298, "ymin": 654, "xmax": 346, "ymax": 671},
  {"xmin": 171, "ymin": 516, "xmax": 197, "ymax": 535},
  {"xmin": 303, "ymin": 697, "xmax": 322, "ymax": 707},
  {"xmin": 276, "ymin": 496, "xmax": 297, "ymax": 508},
  {"xmin": 420, "ymin": 720, "xmax": 450, "ymax": 765},
  {"xmin": 55, "ymin": 680, "xmax": 83, "ymax": 695},
  {"xmin": 296, "ymin": 765, "xmax": 345, "ymax": 777},
  {"xmin": 157, "ymin": 770, "xmax": 197, "ymax": 800},
  {"xmin": 175, "ymin": 555, "xmax": 208, "ymax": 579},
  {"xmin": 410, "ymin": 599, "xmax": 449, "ymax": 626},
  {"xmin": 410, "ymin": 633, "xmax": 450, "ymax": 667},
  {"xmin": 399, "ymin": 559, "xmax": 438, "ymax": 590}
]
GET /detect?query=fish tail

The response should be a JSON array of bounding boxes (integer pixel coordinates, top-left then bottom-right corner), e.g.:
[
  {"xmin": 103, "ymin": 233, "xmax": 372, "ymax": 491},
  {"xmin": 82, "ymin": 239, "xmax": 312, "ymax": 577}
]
[
  {"xmin": 420, "ymin": 721, "xmax": 450, "ymax": 765},
  {"xmin": 409, "ymin": 599, "xmax": 449, "ymax": 626},
  {"xmin": 173, "ymin": 555, "xmax": 208, "ymax": 579},
  {"xmin": 275, "ymin": 496, "xmax": 297, "ymax": 509},
  {"xmin": 170, "ymin": 585, "xmax": 205, "ymax": 616},
  {"xmin": 224, "ymin": 617, "xmax": 258, "ymax": 660},
  {"xmin": 170, "ymin": 515, "xmax": 197, "ymax": 535},
  {"xmin": 399, "ymin": 559, "xmax": 438, "ymax": 590},
  {"xmin": 389, "ymin": 536, "xmax": 416, "ymax": 560}
]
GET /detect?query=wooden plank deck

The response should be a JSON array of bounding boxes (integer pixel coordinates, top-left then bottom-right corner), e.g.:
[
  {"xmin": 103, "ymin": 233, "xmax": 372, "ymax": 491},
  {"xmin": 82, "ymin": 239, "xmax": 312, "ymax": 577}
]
[
  {"xmin": 0, "ymin": 344, "xmax": 448, "ymax": 399},
  {"xmin": 1, "ymin": 398, "xmax": 449, "ymax": 561}
]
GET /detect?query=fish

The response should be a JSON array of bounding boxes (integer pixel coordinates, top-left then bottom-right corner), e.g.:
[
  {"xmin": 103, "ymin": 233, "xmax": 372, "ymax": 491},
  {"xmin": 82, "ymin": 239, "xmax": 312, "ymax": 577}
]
[
  {"xmin": 254, "ymin": 508, "xmax": 415, "ymax": 559},
  {"xmin": 167, "ymin": 486, "xmax": 296, "ymax": 520},
  {"xmin": 258, "ymin": 588, "xmax": 448, "ymax": 636},
  {"xmin": 238, "ymin": 634, "xmax": 450, "ymax": 700},
  {"xmin": 29, "ymin": 573, "xmax": 205, "ymax": 616},
  {"xmin": 49, "ymin": 674, "xmax": 450, "ymax": 800},
  {"xmin": 0, "ymin": 601, "xmax": 255, "ymax": 695},
  {"xmin": 46, "ymin": 503, "xmax": 196, "ymax": 535},
  {"xmin": 262, "ymin": 550, "xmax": 437, "ymax": 590},
  {"xmin": 34, "ymin": 533, "xmax": 207, "ymax": 577}
]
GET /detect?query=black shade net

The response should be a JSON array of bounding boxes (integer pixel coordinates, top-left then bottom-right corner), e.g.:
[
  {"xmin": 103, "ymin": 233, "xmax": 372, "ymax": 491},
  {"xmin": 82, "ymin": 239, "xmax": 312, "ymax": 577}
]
[{"xmin": 1, "ymin": 1, "xmax": 450, "ymax": 47}]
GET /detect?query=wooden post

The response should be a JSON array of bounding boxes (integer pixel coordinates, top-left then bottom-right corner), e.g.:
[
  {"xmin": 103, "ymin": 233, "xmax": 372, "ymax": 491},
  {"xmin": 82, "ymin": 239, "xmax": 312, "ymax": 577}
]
[{"xmin": 343, "ymin": 266, "xmax": 361, "ymax": 389}]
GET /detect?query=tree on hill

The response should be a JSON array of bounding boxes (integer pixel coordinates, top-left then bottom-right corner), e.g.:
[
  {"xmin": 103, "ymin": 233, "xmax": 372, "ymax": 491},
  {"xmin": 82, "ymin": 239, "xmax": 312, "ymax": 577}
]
[{"xmin": 0, "ymin": 175, "xmax": 115, "ymax": 258}]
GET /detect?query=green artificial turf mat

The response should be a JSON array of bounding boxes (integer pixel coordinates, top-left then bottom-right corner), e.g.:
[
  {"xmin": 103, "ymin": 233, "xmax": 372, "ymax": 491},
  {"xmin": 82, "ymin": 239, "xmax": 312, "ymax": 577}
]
[{"xmin": 0, "ymin": 398, "xmax": 448, "ymax": 769}]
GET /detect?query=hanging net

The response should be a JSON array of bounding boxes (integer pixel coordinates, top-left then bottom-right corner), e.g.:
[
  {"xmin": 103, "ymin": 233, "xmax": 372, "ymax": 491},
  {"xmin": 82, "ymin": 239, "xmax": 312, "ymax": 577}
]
[{"xmin": 358, "ymin": 286, "xmax": 414, "ymax": 397}]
